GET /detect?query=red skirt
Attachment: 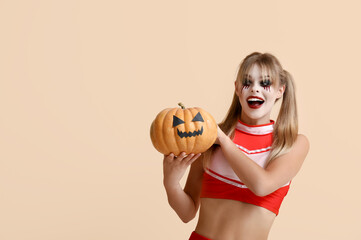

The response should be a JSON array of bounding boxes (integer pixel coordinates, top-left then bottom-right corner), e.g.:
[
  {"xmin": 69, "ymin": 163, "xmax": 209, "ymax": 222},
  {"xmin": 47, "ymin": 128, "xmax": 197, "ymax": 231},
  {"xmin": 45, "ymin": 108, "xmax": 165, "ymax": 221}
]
[{"xmin": 189, "ymin": 231, "xmax": 212, "ymax": 240}]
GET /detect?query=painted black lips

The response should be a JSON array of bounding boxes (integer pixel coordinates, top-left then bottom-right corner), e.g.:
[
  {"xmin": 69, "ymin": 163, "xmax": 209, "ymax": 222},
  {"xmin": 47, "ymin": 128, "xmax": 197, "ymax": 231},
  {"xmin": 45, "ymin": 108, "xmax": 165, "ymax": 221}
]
[{"xmin": 177, "ymin": 126, "xmax": 204, "ymax": 138}]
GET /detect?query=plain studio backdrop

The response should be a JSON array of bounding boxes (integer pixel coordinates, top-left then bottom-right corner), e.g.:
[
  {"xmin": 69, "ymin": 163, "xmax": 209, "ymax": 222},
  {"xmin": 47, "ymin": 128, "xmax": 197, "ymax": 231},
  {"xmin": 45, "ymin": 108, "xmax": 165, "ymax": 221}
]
[{"xmin": 1, "ymin": 1, "xmax": 360, "ymax": 239}]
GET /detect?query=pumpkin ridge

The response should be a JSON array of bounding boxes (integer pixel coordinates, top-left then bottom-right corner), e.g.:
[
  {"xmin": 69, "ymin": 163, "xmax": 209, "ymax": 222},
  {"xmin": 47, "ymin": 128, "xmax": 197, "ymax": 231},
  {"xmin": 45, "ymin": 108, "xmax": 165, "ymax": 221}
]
[
  {"xmin": 173, "ymin": 108, "xmax": 187, "ymax": 155},
  {"xmin": 184, "ymin": 108, "xmax": 195, "ymax": 153},
  {"xmin": 189, "ymin": 108, "xmax": 198, "ymax": 153},
  {"xmin": 158, "ymin": 108, "xmax": 171, "ymax": 153},
  {"xmin": 151, "ymin": 109, "xmax": 168, "ymax": 154},
  {"xmin": 165, "ymin": 109, "xmax": 178, "ymax": 155}
]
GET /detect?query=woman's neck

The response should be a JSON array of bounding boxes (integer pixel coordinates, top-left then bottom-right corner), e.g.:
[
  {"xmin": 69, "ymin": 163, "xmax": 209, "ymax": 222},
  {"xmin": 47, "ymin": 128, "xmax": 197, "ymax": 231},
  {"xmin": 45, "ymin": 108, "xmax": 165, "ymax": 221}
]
[{"xmin": 239, "ymin": 114, "xmax": 272, "ymax": 126}]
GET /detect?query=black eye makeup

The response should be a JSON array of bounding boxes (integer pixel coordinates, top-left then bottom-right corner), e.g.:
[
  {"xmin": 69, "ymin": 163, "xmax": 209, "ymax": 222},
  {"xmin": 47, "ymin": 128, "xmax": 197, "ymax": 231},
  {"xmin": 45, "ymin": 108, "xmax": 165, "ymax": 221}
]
[
  {"xmin": 260, "ymin": 79, "xmax": 272, "ymax": 87},
  {"xmin": 242, "ymin": 78, "xmax": 252, "ymax": 86},
  {"xmin": 260, "ymin": 79, "xmax": 272, "ymax": 91},
  {"xmin": 241, "ymin": 78, "xmax": 251, "ymax": 91},
  {"xmin": 241, "ymin": 76, "xmax": 273, "ymax": 92}
]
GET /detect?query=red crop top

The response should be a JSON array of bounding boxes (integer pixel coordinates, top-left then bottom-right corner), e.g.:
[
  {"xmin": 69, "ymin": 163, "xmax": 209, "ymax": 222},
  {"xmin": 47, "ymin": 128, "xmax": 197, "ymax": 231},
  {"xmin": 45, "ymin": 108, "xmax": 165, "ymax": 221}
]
[{"xmin": 200, "ymin": 120, "xmax": 290, "ymax": 215}]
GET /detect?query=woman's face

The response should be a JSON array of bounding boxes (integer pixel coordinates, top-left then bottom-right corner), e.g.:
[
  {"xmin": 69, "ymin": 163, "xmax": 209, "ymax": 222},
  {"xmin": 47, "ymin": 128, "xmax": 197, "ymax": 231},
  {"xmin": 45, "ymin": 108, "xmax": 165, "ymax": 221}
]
[{"xmin": 235, "ymin": 64, "xmax": 285, "ymax": 125}]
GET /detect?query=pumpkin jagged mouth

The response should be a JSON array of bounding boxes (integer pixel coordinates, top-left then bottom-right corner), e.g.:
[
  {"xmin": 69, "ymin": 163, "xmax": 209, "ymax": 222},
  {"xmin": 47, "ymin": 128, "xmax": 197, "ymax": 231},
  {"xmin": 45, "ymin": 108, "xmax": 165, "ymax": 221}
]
[{"xmin": 177, "ymin": 126, "xmax": 203, "ymax": 138}]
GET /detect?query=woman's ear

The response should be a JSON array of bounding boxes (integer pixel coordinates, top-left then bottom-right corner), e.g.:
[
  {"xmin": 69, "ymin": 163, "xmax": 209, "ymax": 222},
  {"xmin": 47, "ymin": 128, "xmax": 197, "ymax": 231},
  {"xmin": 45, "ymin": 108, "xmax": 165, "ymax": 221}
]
[
  {"xmin": 276, "ymin": 84, "xmax": 286, "ymax": 99},
  {"xmin": 235, "ymin": 81, "xmax": 240, "ymax": 96}
]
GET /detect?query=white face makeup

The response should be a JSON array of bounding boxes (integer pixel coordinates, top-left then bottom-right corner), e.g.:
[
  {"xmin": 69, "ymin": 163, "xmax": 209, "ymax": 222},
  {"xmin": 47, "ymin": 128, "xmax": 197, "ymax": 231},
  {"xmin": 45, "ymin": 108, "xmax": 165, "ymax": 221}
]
[{"xmin": 235, "ymin": 64, "xmax": 285, "ymax": 125}]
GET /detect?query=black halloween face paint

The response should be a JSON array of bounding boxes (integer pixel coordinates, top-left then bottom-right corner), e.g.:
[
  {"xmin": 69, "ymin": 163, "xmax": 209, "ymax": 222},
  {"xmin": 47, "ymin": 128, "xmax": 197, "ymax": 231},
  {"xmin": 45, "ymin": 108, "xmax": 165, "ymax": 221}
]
[
  {"xmin": 177, "ymin": 127, "xmax": 203, "ymax": 138},
  {"xmin": 173, "ymin": 112, "xmax": 205, "ymax": 138},
  {"xmin": 241, "ymin": 76, "xmax": 272, "ymax": 92},
  {"xmin": 241, "ymin": 78, "xmax": 251, "ymax": 92},
  {"xmin": 260, "ymin": 79, "xmax": 272, "ymax": 92},
  {"xmin": 173, "ymin": 115, "xmax": 185, "ymax": 127}
]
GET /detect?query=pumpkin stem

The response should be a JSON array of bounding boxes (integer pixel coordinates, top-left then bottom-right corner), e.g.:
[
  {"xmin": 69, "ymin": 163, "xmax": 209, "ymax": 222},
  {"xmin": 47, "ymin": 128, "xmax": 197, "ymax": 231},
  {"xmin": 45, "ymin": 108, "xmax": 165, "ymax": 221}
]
[{"xmin": 178, "ymin": 102, "xmax": 185, "ymax": 109}]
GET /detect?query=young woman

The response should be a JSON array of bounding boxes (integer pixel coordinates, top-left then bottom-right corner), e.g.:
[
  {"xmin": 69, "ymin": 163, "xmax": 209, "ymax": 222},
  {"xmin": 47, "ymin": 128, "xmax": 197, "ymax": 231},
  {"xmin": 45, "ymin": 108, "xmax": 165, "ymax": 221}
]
[{"xmin": 163, "ymin": 52, "xmax": 309, "ymax": 240}]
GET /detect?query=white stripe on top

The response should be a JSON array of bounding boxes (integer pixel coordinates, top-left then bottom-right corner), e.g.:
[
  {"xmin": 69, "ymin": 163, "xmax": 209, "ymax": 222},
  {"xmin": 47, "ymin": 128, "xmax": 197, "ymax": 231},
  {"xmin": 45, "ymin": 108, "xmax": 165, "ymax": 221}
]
[
  {"xmin": 235, "ymin": 120, "xmax": 274, "ymax": 135},
  {"xmin": 235, "ymin": 144, "xmax": 271, "ymax": 154}
]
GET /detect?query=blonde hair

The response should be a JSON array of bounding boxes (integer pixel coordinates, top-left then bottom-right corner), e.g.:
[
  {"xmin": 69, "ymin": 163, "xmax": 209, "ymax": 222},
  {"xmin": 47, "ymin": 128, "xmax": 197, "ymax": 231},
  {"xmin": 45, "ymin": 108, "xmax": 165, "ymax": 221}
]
[{"xmin": 203, "ymin": 52, "xmax": 298, "ymax": 169}]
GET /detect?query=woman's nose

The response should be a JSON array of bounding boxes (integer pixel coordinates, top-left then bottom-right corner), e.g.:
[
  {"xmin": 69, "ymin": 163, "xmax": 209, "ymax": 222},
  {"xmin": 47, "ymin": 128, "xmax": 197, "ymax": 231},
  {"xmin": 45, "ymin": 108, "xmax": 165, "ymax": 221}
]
[{"xmin": 250, "ymin": 85, "xmax": 260, "ymax": 93}]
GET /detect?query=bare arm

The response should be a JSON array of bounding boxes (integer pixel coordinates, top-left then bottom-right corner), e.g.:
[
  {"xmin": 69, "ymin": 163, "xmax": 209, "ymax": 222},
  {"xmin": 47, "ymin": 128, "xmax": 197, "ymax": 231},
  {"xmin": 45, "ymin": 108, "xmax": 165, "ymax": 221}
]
[
  {"xmin": 163, "ymin": 152, "xmax": 204, "ymax": 223},
  {"xmin": 217, "ymin": 127, "xmax": 309, "ymax": 196}
]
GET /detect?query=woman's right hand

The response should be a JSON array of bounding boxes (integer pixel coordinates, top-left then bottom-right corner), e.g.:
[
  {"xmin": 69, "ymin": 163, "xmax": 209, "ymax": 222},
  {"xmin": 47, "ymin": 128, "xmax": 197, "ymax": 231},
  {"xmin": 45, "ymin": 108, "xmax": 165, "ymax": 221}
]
[{"xmin": 163, "ymin": 152, "xmax": 201, "ymax": 189}]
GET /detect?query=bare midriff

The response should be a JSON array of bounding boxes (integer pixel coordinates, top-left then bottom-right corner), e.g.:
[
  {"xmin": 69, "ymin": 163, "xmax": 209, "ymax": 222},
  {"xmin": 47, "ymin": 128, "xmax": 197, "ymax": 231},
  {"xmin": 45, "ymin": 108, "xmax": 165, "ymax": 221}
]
[{"xmin": 195, "ymin": 198, "xmax": 276, "ymax": 240}]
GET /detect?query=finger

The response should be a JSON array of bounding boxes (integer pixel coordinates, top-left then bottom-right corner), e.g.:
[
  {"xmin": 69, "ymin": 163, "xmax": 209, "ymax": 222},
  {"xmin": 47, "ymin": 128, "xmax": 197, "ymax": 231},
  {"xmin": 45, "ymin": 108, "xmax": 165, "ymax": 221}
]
[
  {"xmin": 164, "ymin": 153, "xmax": 174, "ymax": 162},
  {"xmin": 176, "ymin": 152, "xmax": 187, "ymax": 161},
  {"xmin": 187, "ymin": 153, "xmax": 201, "ymax": 165},
  {"xmin": 183, "ymin": 153, "xmax": 194, "ymax": 161}
]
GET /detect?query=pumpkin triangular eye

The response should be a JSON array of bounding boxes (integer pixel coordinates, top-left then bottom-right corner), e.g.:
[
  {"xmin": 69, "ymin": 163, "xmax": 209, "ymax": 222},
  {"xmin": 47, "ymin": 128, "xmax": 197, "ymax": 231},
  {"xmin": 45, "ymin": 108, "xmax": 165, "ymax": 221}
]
[
  {"xmin": 192, "ymin": 112, "xmax": 204, "ymax": 122},
  {"xmin": 173, "ymin": 115, "xmax": 185, "ymax": 127}
]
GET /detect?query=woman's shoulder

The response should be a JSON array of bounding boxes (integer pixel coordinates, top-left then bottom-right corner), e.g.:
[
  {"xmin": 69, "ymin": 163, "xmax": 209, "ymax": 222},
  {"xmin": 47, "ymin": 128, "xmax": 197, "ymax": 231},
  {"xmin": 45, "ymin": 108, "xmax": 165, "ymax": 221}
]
[
  {"xmin": 291, "ymin": 134, "xmax": 310, "ymax": 156},
  {"xmin": 296, "ymin": 134, "xmax": 310, "ymax": 147}
]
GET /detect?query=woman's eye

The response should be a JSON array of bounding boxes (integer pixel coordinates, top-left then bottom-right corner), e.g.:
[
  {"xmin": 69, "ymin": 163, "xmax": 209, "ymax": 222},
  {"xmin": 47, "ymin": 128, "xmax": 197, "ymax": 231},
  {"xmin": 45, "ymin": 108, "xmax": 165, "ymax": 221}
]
[
  {"xmin": 260, "ymin": 79, "xmax": 271, "ymax": 87},
  {"xmin": 242, "ymin": 79, "xmax": 251, "ymax": 86}
]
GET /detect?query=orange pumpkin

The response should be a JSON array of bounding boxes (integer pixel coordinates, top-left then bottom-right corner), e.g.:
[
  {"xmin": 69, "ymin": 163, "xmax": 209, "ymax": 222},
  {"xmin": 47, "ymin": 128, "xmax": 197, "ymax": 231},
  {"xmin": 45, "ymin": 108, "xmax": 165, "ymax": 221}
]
[{"xmin": 150, "ymin": 103, "xmax": 217, "ymax": 155}]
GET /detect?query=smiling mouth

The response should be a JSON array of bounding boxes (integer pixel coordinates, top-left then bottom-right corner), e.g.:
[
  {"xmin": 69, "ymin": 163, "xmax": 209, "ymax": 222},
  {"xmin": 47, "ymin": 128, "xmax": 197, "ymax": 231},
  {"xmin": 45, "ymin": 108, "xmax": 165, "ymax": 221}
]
[
  {"xmin": 177, "ymin": 126, "xmax": 204, "ymax": 138},
  {"xmin": 247, "ymin": 97, "xmax": 264, "ymax": 109}
]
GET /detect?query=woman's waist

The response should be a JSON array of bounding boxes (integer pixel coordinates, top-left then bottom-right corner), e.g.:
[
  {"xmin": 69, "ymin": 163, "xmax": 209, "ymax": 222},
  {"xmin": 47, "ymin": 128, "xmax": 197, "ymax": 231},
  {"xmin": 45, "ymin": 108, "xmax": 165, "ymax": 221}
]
[{"xmin": 195, "ymin": 198, "xmax": 275, "ymax": 240}]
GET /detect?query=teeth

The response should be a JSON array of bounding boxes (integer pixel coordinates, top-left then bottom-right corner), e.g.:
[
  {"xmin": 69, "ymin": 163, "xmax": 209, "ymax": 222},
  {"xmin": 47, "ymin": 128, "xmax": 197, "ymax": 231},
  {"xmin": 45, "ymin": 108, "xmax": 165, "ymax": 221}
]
[{"xmin": 248, "ymin": 98, "xmax": 264, "ymax": 102}]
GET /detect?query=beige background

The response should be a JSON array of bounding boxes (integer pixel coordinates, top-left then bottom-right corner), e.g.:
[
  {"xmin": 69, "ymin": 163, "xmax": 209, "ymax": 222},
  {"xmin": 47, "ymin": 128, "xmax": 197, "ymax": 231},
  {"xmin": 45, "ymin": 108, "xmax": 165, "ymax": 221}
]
[{"xmin": 1, "ymin": 0, "xmax": 360, "ymax": 239}]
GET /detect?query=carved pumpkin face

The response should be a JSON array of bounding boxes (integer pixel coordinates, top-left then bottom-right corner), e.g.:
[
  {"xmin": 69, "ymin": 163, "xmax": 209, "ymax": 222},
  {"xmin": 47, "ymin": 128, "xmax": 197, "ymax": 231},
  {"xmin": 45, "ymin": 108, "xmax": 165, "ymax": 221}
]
[
  {"xmin": 173, "ymin": 112, "xmax": 204, "ymax": 138},
  {"xmin": 150, "ymin": 104, "xmax": 217, "ymax": 156}
]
